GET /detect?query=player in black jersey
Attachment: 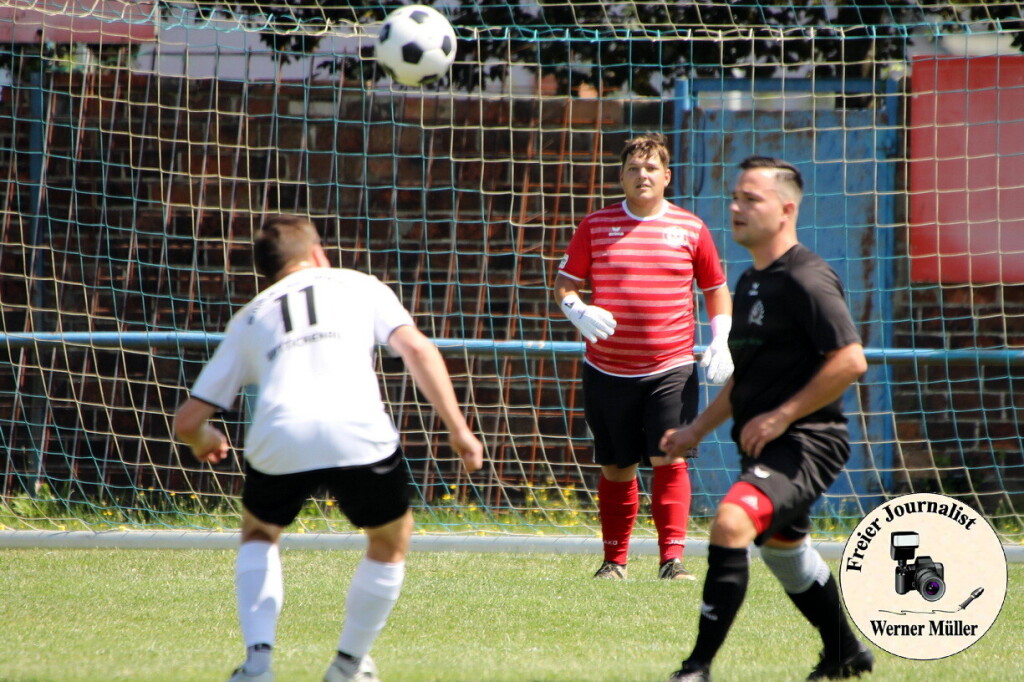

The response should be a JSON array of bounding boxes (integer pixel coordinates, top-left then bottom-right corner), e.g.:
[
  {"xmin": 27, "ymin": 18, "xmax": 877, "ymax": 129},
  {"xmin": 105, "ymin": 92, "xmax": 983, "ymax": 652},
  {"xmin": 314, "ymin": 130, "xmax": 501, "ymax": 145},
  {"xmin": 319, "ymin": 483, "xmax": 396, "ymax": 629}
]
[{"xmin": 660, "ymin": 157, "xmax": 874, "ymax": 681}]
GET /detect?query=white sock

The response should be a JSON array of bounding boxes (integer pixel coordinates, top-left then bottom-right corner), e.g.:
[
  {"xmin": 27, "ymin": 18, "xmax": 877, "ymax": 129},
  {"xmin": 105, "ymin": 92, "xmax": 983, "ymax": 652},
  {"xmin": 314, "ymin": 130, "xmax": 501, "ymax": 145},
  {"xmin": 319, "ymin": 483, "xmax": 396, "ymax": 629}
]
[
  {"xmin": 337, "ymin": 557, "xmax": 405, "ymax": 658},
  {"xmin": 236, "ymin": 541, "xmax": 283, "ymax": 654}
]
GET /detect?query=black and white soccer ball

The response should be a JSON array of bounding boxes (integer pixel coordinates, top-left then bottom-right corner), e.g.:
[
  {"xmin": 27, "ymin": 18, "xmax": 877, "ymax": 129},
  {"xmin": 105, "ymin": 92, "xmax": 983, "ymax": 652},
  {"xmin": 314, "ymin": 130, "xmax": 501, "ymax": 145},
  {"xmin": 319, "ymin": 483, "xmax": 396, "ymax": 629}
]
[{"xmin": 374, "ymin": 5, "xmax": 457, "ymax": 87}]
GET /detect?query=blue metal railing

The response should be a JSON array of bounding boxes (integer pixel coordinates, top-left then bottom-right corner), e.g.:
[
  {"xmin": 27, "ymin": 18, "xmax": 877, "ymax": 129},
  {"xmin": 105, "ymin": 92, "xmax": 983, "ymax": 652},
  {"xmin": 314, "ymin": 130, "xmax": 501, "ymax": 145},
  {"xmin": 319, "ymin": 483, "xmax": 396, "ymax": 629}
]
[{"xmin": 2, "ymin": 332, "xmax": 1023, "ymax": 365}]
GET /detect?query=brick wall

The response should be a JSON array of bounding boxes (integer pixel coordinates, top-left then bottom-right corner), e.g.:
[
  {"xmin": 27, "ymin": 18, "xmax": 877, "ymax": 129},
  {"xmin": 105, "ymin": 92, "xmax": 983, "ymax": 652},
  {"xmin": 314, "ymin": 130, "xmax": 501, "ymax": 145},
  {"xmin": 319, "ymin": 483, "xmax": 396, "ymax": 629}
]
[
  {"xmin": 0, "ymin": 73, "xmax": 630, "ymax": 497},
  {"xmin": 891, "ymin": 283, "xmax": 1024, "ymax": 512},
  {"xmin": 2, "ymin": 73, "xmax": 1021, "ymax": 509}
]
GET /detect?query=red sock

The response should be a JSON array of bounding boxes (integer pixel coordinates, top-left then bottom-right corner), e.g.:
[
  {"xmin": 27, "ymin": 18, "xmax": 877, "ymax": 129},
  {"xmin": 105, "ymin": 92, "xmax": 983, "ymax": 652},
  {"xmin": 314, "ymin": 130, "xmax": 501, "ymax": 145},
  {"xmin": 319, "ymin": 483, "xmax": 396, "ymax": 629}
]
[
  {"xmin": 598, "ymin": 475, "xmax": 638, "ymax": 564},
  {"xmin": 652, "ymin": 461, "xmax": 691, "ymax": 563}
]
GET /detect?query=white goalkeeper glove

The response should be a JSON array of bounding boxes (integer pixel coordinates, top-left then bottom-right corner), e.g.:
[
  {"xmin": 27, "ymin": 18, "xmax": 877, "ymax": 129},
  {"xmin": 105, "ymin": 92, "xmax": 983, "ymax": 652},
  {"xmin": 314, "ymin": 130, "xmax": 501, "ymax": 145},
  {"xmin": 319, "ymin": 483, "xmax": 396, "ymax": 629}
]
[
  {"xmin": 560, "ymin": 293, "xmax": 616, "ymax": 344},
  {"xmin": 700, "ymin": 314, "xmax": 734, "ymax": 384}
]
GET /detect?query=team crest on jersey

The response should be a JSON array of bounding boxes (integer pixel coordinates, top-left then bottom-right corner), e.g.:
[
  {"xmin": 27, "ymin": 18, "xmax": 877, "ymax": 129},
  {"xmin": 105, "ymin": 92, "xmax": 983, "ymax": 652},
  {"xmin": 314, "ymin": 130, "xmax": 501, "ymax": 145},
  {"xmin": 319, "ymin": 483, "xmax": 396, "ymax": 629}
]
[
  {"xmin": 749, "ymin": 300, "xmax": 765, "ymax": 326},
  {"xmin": 664, "ymin": 226, "xmax": 693, "ymax": 248},
  {"xmin": 663, "ymin": 224, "xmax": 696, "ymax": 248}
]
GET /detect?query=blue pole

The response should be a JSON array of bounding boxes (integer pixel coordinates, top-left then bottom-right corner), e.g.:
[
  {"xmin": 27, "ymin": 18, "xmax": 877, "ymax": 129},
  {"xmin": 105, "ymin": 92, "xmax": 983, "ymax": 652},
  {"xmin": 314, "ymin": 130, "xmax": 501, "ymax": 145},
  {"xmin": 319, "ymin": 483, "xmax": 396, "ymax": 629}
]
[{"xmin": 1, "ymin": 332, "xmax": 1023, "ymax": 366}]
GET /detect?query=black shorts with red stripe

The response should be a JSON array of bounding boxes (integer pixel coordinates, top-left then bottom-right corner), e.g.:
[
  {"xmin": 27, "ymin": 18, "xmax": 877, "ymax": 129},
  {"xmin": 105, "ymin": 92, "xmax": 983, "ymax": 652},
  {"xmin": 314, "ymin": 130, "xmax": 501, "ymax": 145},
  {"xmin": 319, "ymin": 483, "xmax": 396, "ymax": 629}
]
[{"xmin": 732, "ymin": 423, "xmax": 849, "ymax": 546}]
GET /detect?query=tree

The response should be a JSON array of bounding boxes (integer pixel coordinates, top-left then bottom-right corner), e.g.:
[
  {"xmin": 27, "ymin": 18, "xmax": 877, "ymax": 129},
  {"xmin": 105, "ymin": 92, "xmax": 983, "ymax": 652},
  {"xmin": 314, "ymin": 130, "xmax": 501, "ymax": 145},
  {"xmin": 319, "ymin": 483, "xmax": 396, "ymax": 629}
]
[{"xmin": 198, "ymin": 1, "xmax": 1024, "ymax": 93}]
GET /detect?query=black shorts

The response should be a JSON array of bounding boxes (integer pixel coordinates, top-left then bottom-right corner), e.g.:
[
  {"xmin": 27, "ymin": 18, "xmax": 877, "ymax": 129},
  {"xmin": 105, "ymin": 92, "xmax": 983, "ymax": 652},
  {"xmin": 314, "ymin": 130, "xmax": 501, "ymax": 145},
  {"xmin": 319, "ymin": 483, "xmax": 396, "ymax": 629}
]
[
  {"xmin": 242, "ymin": 448, "xmax": 411, "ymax": 529},
  {"xmin": 736, "ymin": 423, "xmax": 849, "ymax": 545},
  {"xmin": 582, "ymin": 363, "xmax": 699, "ymax": 469}
]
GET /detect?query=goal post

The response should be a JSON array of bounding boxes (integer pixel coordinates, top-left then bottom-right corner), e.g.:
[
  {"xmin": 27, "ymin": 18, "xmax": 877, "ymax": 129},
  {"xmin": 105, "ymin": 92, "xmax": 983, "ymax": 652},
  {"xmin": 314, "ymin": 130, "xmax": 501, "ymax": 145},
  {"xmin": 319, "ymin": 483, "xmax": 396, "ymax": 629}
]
[{"xmin": 1, "ymin": 2, "xmax": 1023, "ymax": 553}]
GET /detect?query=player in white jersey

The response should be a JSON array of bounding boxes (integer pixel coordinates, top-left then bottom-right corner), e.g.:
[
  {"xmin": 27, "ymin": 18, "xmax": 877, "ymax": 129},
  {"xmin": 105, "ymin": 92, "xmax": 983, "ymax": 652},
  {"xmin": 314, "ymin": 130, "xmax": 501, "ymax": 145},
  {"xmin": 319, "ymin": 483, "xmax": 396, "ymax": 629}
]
[{"xmin": 173, "ymin": 215, "xmax": 484, "ymax": 682}]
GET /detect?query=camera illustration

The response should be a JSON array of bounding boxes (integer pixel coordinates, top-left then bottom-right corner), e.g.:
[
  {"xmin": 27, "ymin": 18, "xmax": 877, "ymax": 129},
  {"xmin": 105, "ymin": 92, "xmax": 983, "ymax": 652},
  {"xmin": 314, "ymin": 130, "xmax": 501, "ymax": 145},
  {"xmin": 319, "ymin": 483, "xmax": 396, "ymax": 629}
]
[{"xmin": 891, "ymin": 531, "xmax": 946, "ymax": 601}]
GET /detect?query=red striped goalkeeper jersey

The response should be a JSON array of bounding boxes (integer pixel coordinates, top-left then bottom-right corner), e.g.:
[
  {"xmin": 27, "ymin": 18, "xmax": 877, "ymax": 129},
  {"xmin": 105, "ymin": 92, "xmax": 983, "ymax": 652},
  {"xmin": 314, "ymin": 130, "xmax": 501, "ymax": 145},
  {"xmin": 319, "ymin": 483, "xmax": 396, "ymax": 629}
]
[{"xmin": 558, "ymin": 200, "xmax": 727, "ymax": 377}]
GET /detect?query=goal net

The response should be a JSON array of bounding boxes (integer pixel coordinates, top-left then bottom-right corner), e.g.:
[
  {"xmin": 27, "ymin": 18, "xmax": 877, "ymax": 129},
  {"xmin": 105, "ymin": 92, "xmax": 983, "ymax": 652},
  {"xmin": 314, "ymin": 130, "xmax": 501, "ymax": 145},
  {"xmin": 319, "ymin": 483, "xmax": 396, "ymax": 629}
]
[{"xmin": 1, "ymin": 0, "xmax": 1022, "ymax": 550}]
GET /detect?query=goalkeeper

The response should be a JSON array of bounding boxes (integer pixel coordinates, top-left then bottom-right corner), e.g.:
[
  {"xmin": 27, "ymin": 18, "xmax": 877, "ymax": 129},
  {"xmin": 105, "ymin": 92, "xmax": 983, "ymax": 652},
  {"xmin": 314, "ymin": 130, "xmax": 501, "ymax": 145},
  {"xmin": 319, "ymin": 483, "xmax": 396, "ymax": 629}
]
[
  {"xmin": 553, "ymin": 133, "xmax": 733, "ymax": 581},
  {"xmin": 173, "ymin": 215, "xmax": 483, "ymax": 682}
]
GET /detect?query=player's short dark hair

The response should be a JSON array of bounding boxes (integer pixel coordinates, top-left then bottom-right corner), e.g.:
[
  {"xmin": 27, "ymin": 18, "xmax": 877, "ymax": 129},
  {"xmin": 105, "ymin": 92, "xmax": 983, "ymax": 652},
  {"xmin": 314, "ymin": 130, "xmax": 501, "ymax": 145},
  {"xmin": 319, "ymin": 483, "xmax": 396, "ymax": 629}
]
[
  {"xmin": 254, "ymin": 214, "xmax": 321, "ymax": 279},
  {"xmin": 621, "ymin": 133, "xmax": 670, "ymax": 169},
  {"xmin": 738, "ymin": 156, "xmax": 804, "ymax": 198}
]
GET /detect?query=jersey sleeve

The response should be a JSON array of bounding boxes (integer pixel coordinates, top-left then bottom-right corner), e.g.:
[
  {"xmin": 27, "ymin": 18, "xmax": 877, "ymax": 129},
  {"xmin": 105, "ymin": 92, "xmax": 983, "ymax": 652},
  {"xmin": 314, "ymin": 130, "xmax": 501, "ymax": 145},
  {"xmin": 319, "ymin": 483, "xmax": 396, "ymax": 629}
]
[
  {"xmin": 370, "ymin": 277, "xmax": 415, "ymax": 345},
  {"xmin": 557, "ymin": 218, "xmax": 593, "ymax": 281},
  {"xmin": 791, "ymin": 266, "xmax": 862, "ymax": 354},
  {"xmin": 189, "ymin": 315, "xmax": 251, "ymax": 411},
  {"xmin": 692, "ymin": 224, "xmax": 727, "ymax": 291}
]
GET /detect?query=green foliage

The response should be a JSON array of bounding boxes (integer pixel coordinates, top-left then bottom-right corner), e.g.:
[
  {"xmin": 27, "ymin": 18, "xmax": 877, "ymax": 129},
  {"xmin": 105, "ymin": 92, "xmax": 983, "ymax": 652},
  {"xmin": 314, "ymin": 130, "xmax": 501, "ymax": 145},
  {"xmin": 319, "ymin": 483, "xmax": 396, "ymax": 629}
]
[
  {"xmin": 203, "ymin": 1, "xmax": 1024, "ymax": 94},
  {"xmin": 415, "ymin": 480, "xmax": 606, "ymax": 535},
  {"xmin": 0, "ymin": 484, "xmax": 241, "ymax": 531},
  {"xmin": 4, "ymin": 2, "xmax": 1021, "ymax": 92}
]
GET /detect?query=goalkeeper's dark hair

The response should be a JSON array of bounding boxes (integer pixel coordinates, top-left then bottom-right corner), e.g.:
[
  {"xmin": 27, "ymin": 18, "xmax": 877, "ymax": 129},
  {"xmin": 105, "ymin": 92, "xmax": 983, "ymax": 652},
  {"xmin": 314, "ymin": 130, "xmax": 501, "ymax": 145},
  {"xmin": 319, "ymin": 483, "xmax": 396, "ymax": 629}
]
[
  {"xmin": 254, "ymin": 214, "xmax": 321, "ymax": 280},
  {"xmin": 621, "ymin": 133, "xmax": 670, "ymax": 169},
  {"xmin": 739, "ymin": 156, "xmax": 804, "ymax": 203}
]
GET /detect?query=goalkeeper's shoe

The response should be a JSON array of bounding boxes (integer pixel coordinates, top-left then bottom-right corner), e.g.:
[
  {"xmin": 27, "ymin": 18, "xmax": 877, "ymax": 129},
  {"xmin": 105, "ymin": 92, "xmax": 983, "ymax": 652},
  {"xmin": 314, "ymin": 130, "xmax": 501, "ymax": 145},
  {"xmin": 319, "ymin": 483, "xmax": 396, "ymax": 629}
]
[
  {"xmin": 324, "ymin": 653, "xmax": 380, "ymax": 682},
  {"xmin": 228, "ymin": 666, "xmax": 274, "ymax": 682},
  {"xmin": 593, "ymin": 560, "xmax": 627, "ymax": 579},
  {"xmin": 658, "ymin": 558, "xmax": 696, "ymax": 581}
]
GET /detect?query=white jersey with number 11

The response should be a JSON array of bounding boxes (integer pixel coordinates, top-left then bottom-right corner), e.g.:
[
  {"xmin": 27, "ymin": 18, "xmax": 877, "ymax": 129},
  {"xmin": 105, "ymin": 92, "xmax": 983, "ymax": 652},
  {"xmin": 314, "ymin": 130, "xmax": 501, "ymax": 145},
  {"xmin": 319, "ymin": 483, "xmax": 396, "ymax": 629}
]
[{"xmin": 190, "ymin": 267, "xmax": 414, "ymax": 475}]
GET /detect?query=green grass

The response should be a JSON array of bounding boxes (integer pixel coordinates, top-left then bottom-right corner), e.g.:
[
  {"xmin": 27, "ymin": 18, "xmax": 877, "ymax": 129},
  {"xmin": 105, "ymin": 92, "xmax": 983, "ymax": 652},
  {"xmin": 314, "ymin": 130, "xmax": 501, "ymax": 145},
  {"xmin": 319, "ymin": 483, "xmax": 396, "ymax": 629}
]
[{"xmin": 0, "ymin": 549, "xmax": 1020, "ymax": 681}]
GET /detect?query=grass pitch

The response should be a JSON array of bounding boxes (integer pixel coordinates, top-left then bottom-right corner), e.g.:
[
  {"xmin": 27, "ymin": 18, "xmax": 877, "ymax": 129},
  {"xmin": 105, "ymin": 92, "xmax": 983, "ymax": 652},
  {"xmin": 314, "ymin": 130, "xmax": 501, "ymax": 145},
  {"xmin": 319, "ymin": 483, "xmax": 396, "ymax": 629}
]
[{"xmin": 0, "ymin": 548, "xmax": 1020, "ymax": 681}]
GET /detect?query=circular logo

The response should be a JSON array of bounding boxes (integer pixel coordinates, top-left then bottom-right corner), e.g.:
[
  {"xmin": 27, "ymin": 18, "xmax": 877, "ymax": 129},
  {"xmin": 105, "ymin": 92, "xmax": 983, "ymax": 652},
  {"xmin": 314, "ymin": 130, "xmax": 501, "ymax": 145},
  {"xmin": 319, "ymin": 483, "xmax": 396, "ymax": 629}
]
[{"xmin": 840, "ymin": 493, "xmax": 1007, "ymax": 660}]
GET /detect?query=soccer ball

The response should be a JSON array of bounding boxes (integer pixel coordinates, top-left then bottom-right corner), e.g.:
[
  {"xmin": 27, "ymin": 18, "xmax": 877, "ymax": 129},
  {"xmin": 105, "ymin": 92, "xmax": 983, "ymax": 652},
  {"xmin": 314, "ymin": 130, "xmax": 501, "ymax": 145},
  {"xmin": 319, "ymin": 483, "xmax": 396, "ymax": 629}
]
[{"xmin": 374, "ymin": 5, "xmax": 457, "ymax": 87}]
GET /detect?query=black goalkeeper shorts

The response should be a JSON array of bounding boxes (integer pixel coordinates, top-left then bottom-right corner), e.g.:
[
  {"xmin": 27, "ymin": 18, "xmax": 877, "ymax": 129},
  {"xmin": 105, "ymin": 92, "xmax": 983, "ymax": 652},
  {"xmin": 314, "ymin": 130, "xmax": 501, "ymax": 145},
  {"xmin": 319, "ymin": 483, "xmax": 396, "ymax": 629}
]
[{"xmin": 582, "ymin": 363, "xmax": 699, "ymax": 469}]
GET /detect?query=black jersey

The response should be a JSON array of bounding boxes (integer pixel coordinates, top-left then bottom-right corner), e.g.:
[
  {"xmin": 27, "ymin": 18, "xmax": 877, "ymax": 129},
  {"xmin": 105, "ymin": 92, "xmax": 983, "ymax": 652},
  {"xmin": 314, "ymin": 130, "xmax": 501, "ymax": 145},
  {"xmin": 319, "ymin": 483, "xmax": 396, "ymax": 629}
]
[{"xmin": 728, "ymin": 244, "xmax": 861, "ymax": 443}]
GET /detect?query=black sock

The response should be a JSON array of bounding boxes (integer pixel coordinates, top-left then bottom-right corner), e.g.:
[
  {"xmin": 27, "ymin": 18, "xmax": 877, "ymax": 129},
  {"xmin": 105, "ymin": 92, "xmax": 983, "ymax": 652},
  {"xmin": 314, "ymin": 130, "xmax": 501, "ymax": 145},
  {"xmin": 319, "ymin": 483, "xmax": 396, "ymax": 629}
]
[
  {"xmin": 786, "ymin": 572, "xmax": 860, "ymax": 661},
  {"xmin": 687, "ymin": 544, "xmax": 749, "ymax": 666}
]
